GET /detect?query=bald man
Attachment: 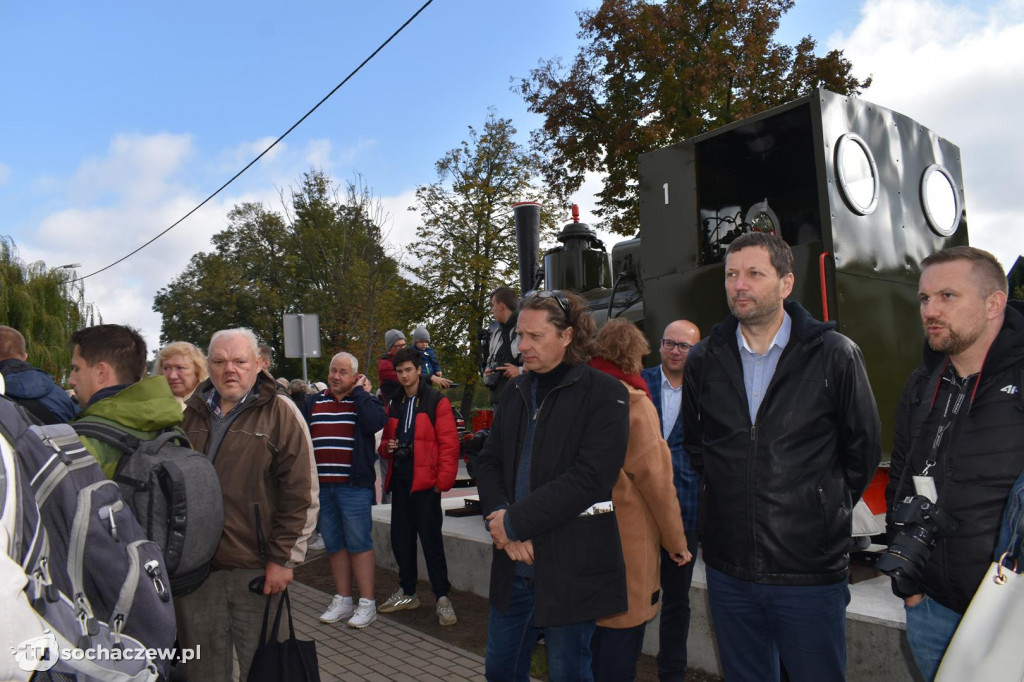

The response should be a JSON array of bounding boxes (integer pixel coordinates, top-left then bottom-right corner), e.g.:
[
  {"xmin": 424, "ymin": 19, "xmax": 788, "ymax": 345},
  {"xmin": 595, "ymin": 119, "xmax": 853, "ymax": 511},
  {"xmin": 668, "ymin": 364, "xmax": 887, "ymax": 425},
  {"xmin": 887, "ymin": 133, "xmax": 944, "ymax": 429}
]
[{"xmin": 641, "ymin": 320, "xmax": 701, "ymax": 681}]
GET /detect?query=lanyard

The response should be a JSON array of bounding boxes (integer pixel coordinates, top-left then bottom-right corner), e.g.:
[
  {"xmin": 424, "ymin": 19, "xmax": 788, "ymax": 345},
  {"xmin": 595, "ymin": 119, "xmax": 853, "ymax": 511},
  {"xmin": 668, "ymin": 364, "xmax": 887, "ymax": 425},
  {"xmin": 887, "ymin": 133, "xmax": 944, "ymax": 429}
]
[{"xmin": 921, "ymin": 372, "xmax": 974, "ymax": 476}]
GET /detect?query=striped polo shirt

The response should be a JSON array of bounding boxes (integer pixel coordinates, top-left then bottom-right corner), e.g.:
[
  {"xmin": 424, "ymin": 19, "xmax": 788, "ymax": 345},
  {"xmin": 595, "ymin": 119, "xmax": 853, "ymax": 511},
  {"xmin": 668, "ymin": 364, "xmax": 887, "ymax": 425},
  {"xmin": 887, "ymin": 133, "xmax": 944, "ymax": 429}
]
[{"xmin": 309, "ymin": 391, "xmax": 356, "ymax": 484}]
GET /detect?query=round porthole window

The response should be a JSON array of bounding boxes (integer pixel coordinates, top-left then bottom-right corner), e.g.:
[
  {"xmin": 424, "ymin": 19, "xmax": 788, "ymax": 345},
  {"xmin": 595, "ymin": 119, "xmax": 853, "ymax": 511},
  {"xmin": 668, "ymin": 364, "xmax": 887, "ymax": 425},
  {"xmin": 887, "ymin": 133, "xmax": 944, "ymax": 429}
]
[
  {"xmin": 835, "ymin": 133, "xmax": 879, "ymax": 215},
  {"xmin": 921, "ymin": 164, "xmax": 961, "ymax": 237}
]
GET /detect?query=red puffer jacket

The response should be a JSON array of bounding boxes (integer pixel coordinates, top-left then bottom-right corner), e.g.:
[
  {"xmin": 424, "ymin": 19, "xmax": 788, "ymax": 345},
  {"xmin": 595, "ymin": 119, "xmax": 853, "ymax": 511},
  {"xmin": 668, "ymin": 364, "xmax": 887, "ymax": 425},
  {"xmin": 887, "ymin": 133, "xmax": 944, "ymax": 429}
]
[{"xmin": 379, "ymin": 378, "xmax": 460, "ymax": 493}]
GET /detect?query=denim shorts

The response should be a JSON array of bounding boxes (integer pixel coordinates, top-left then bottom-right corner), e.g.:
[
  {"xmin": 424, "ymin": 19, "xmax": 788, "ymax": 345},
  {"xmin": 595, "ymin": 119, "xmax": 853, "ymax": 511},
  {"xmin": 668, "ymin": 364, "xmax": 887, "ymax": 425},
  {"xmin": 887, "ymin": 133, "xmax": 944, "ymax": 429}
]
[{"xmin": 318, "ymin": 484, "xmax": 374, "ymax": 553}]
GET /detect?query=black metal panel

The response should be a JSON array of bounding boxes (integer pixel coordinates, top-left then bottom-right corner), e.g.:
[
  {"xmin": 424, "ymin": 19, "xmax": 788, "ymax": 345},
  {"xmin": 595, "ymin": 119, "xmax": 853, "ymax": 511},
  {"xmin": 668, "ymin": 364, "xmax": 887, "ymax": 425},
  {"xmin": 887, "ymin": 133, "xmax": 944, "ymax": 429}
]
[
  {"xmin": 634, "ymin": 88, "xmax": 969, "ymax": 456},
  {"xmin": 638, "ymin": 142, "xmax": 700, "ymax": 280},
  {"xmin": 818, "ymin": 89, "xmax": 968, "ymax": 287}
]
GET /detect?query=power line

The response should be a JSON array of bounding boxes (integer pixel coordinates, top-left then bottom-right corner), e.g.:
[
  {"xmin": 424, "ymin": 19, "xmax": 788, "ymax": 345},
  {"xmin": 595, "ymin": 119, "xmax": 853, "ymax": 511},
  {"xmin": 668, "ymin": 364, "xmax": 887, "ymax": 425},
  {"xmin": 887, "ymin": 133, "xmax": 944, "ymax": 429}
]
[{"xmin": 78, "ymin": 0, "xmax": 435, "ymax": 282}]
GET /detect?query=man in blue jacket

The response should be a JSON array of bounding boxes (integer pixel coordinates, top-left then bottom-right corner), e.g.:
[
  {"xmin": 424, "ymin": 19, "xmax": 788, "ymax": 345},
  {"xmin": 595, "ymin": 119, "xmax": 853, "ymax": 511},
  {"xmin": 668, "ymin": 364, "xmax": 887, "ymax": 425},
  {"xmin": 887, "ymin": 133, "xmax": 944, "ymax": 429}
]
[
  {"xmin": 0, "ymin": 325, "xmax": 78, "ymax": 423},
  {"xmin": 642, "ymin": 318, "xmax": 700, "ymax": 681}
]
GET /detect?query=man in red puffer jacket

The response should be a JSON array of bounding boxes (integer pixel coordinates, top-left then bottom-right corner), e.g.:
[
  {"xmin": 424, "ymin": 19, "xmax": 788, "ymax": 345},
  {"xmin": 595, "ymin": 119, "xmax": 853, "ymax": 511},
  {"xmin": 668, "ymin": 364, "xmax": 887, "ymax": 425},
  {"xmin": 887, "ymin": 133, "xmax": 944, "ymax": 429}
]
[{"xmin": 378, "ymin": 346, "xmax": 461, "ymax": 626}]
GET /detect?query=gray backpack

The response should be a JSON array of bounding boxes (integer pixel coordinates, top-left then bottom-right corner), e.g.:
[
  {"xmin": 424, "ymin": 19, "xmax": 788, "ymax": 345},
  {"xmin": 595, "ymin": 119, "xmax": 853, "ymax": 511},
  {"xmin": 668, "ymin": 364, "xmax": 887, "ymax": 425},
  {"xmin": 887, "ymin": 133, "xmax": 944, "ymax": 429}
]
[
  {"xmin": 0, "ymin": 398, "xmax": 170, "ymax": 681},
  {"xmin": 73, "ymin": 419, "xmax": 225, "ymax": 597}
]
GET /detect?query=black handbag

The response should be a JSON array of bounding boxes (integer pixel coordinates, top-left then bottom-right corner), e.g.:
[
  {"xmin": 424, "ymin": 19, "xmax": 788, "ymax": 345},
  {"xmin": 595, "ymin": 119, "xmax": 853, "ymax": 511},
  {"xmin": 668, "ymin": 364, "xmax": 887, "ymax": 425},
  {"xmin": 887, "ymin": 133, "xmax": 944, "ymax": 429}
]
[{"xmin": 247, "ymin": 589, "xmax": 321, "ymax": 682}]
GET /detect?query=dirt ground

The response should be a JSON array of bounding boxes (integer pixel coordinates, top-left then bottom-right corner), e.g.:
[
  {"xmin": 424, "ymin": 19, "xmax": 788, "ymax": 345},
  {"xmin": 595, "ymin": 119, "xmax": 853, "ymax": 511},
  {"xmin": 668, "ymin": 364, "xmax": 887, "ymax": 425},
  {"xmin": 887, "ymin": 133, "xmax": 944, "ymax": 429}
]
[{"xmin": 293, "ymin": 550, "xmax": 722, "ymax": 682}]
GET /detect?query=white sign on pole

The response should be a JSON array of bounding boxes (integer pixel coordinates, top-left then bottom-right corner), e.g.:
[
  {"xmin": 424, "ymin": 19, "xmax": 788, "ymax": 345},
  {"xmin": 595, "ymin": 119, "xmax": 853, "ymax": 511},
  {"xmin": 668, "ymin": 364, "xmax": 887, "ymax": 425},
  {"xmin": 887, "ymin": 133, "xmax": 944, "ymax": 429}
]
[{"xmin": 283, "ymin": 314, "xmax": 321, "ymax": 359}]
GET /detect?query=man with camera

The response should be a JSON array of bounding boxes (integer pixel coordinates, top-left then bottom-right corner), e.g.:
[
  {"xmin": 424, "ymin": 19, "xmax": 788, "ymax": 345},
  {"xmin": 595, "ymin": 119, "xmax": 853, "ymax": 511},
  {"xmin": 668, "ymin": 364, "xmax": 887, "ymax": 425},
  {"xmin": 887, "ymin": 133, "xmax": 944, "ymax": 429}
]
[
  {"xmin": 378, "ymin": 347, "xmax": 461, "ymax": 625},
  {"xmin": 483, "ymin": 286, "xmax": 523, "ymax": 405},
  {"xmin": 884, "ymin": 246, "xmax": 1024, "ymax": 680}
]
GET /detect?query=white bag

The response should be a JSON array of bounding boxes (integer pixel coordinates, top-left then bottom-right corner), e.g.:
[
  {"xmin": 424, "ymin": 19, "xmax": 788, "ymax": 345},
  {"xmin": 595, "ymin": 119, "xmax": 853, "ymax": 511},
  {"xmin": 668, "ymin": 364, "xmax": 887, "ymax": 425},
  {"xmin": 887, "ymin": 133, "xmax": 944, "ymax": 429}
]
[{"xmin": 935, "ymin": 554, "xmax": 1024, "ymax": 682}]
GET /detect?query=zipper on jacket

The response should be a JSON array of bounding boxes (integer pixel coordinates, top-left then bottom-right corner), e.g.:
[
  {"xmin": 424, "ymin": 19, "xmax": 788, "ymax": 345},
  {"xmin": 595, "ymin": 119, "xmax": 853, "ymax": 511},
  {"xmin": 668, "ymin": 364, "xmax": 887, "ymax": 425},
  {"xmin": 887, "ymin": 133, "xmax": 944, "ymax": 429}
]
[{"xmin": 254, "ymin": 502, "xmax": 268, "ymax": 563}]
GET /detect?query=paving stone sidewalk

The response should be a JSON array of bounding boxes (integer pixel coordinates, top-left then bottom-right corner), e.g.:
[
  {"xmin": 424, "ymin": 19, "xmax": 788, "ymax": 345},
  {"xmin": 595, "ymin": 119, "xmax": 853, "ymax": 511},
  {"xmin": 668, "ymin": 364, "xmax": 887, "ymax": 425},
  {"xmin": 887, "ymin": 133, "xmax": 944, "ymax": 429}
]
[{"xmin": 289, "ymin": 580, "xmax": 513, "ymax": 681}]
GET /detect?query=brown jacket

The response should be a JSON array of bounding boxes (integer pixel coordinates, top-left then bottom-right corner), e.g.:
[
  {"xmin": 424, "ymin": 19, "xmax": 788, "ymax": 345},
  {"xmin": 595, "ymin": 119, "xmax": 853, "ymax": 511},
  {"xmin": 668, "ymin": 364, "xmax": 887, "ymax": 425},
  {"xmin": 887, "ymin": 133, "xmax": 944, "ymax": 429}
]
[
  {"xmin": 598, "ymin": 381, "xmax": 688, "ymax": 629},
  {"xmin": 183, "ymin": 372, "xmax": 318, "ymax": 570}
]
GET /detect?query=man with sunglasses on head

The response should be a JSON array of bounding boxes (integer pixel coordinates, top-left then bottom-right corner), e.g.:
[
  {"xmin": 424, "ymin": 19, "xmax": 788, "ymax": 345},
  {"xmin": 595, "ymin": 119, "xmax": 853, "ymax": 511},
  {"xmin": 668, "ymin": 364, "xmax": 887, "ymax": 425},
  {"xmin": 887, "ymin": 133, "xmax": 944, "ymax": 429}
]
[
  {"xmin": 682, "ymin": 232, "xmax": 881, "ymax": 682},
  {"xmin": 642, "ymin": 320, "xmax": 701, "ymax": 681},
  {"xmin": 476, "ymin": 289, "xmax": 630, "ymax": 682}
]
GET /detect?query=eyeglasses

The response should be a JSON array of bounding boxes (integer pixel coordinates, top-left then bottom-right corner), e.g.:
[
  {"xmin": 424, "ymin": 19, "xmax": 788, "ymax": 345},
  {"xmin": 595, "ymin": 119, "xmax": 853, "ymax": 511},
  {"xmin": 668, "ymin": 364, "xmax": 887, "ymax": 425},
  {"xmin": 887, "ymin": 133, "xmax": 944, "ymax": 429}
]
[
  {"xmin": 661, "ymin": 339, "xmax": 693, "ymax": 353},
  {"xmin": 525, "ymin": 289, "xmax": 570, "ymax": 318}
]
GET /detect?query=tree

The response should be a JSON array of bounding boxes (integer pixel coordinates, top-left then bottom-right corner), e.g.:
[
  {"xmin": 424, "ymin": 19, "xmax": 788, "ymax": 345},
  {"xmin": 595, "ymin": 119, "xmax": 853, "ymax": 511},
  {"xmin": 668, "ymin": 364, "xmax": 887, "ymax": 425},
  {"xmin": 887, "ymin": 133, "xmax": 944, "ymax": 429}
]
[
  {"xmin": 407, "ymin": 111, "xmax": 564, "ymax": 415},
  {"xmin": 285, "ymin": 171, "xmax": 411, "ymax": 375},
  {"xmin": 517, "ymin": 0, "xmax": 872, "ymax": 235},
  {"xmin": 153, "ymin": 170, "xmax": 411, "ymax": 381},
  {"xmin": 0, "ymin": 236, "xmax": 95, "ymax": 378},
  {"xmin": 153, "ymin": 202, "xmax": 293, "ymax": 362}
]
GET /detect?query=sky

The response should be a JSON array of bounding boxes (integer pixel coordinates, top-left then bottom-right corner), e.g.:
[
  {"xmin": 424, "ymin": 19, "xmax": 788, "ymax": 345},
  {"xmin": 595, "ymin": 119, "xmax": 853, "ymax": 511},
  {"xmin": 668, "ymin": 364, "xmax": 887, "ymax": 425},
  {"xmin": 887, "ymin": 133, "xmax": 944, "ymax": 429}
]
[{"xmin": 2, "ymin": 0, "xmax": 1022, "ymax": 355}]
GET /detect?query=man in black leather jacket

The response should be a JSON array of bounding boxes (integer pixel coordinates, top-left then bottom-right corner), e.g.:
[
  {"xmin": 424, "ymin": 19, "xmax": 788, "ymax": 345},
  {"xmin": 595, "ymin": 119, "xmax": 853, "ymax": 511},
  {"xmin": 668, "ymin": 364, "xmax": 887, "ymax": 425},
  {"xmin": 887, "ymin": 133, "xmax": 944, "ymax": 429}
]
[
  {"xmin": 681, "ymin": 232, "xmax": 881, "ymax": 682},
  {"xmin": 885, "ymin": 246, "xmax": 1024, "ymax": 681}
]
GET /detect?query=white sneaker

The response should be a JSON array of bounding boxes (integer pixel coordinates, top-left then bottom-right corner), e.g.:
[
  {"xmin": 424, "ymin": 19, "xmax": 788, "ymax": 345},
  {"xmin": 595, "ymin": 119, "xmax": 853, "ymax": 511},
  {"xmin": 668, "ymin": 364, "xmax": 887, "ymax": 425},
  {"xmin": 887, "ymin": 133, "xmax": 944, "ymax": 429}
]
[
  {"xmin": 436, "ymin": 595, "xmax": 457, "ymax": 626},
  {"xmin": 346, "ymin": 598, "xmax": 377, "ymax": 629},
  {"xmin": 308, "ymin": 533, "xmax": 325, "ymax": 551},
  {"xmin": 319, "ymin": 594, "xmax": 355, "ymax": 623}
]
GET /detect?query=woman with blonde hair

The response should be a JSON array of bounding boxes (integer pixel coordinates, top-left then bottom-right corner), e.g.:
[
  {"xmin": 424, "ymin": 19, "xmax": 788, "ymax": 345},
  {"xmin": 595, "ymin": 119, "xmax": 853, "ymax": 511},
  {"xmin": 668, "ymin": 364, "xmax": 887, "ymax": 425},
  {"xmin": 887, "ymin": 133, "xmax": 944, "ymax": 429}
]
[
  {"xmin": 156, "ymin": 341, "xmax": 208, "ymax": 406},
  {"xmin": 588, "ymin": 318, "xmax": 691, "ymax": 681}
]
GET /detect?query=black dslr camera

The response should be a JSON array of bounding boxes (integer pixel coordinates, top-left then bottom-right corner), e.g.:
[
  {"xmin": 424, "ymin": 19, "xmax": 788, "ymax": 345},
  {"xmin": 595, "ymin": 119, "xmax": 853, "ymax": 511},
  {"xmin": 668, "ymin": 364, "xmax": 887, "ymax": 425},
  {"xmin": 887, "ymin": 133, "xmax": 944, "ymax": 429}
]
[
  {"xmin": 483, "ymin": 361, "xmax": 501, "ymax": 387},
  {"xmin": 393, "ymin": 441, "xmax": 414, "ymax": 460},
  {"xmin": 876, "ymin": 495, "xmax": 958, "ymax": 593}
]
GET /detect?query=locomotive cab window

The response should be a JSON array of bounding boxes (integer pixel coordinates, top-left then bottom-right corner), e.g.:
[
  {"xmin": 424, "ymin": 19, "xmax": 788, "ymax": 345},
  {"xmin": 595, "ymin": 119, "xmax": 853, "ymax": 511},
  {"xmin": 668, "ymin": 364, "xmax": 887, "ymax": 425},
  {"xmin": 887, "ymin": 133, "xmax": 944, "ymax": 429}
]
[{"xmin": 696, "ymin": 103, "xmax": 824, "ymax": 266}]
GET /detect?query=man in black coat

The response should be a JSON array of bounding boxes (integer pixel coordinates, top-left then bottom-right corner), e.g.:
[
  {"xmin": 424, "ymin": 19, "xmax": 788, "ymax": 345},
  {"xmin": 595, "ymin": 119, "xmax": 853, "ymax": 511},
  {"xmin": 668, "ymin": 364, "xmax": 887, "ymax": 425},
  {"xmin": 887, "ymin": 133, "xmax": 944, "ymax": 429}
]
[
  {"xmin": 476, "ymin": 289, "xmax": 629, "ymax": 682},
  {"xmin": 885, "ymin": 246, "xmax": 1024, "ymax": 681},
  {"xmin": 682, "ymin": 232, "xmax": 881, "ymax": 682}
]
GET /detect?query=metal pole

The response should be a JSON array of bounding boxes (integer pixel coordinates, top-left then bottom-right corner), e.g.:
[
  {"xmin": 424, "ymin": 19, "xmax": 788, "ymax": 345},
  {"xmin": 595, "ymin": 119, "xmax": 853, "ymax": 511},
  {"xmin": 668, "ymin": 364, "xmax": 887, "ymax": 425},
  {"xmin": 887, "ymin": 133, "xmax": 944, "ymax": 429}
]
[{"xmin": 298, "ymin": 314, "xmax": 308, "ymax": 383}]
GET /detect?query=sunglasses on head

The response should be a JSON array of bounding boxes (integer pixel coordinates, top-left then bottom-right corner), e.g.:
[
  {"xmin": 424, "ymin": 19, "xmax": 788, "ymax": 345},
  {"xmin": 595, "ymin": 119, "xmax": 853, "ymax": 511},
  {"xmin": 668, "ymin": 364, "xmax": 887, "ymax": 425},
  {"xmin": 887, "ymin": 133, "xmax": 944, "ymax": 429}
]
[{"xmin": 525, "ymin": 289, "xmax": 570, "ymax": 318}]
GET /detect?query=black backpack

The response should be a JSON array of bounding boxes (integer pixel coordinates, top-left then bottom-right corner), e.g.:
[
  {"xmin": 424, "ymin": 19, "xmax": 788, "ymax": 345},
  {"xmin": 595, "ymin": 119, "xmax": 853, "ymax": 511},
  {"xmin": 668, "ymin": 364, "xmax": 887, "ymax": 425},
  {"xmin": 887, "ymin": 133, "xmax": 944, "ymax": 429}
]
[{"xmin": 72, "ymin": 419, "xmax": 225, "ymax": 597}]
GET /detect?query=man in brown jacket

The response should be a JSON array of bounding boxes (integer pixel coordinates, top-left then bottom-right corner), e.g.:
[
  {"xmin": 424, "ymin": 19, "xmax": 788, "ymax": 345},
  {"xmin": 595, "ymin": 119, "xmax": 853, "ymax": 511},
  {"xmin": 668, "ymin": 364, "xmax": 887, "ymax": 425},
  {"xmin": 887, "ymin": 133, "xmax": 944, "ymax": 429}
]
[{"xmin": 178, "ymin": 328, "xmax": 318, "ymax": 682}]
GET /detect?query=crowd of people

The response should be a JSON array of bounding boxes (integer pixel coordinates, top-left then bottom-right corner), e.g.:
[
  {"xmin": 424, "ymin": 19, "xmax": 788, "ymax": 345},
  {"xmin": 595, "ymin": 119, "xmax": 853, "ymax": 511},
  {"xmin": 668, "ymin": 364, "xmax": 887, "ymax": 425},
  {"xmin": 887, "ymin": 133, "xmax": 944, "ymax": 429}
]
[{"xmin": 0, "ymin": 235, "xmax": 1021, "ymax": 682}]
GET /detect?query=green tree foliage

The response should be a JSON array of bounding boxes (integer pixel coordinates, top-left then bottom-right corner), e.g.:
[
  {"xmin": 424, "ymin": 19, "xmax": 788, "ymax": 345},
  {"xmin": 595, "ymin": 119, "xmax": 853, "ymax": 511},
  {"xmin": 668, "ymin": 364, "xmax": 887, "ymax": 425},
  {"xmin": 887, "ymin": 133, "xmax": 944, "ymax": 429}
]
[
  {"xmin": 517, "ymin": 0, "xmax": 872, "ymax": 235},
  {"xmin": 153, "ymin": 170, "xmax": 410, "ymax": 381},
  {"xmin": 407, "ymin": 111, "xmax": 563, "ymax": 414},
  {"xmin": 0, "ymin": 236, "xmax": 95, "ymax": 378}
]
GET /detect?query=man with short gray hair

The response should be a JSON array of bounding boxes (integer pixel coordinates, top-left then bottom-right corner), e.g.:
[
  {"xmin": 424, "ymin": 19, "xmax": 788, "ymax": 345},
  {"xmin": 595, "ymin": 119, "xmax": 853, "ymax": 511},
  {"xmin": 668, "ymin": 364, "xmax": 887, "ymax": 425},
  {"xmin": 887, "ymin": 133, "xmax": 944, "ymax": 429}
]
[
  {"xmin": 303, "ymin": 351, "xmax": 386, "ymax": 629},
  {"xmin": 178, "ymin": 328, "xmax": 318, "ymax": 681}
]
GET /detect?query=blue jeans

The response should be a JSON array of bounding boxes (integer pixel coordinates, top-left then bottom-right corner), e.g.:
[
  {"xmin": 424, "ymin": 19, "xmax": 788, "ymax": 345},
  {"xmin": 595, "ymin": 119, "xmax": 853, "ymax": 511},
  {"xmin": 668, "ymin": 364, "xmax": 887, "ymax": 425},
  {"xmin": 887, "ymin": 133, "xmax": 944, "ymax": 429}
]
[
  {"xmin": 904, "ymin": 595, "xmax": 962, "ymax": 681},
  {"xmin": 485, "ymin": 576, "xmax": 596, "ymax": 682},
  {"xmin": 318, "ymin": 484, "xmax": 374, "ymax": 553},
  {"xmin": 706, "ymin": 566, "xmax": 850, "ymax": 682}
]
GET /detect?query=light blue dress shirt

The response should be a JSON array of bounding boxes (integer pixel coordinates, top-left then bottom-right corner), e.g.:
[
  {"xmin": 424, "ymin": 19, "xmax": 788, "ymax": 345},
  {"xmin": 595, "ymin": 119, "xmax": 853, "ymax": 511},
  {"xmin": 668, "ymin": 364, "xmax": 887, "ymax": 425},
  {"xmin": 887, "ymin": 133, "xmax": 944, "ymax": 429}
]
[
  {"xmin": 737, "ymin": 311, "xmax": 792, "ymax": 423},
  {"xmin": 659, "ymin": 366, "xmax": 683, "ymax": 441}
]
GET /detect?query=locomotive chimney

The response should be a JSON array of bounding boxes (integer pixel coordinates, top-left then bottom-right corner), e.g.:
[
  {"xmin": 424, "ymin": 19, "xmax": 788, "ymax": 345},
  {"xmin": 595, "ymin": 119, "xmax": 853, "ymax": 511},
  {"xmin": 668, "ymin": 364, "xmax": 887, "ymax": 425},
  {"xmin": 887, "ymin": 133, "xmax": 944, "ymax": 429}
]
[{"xmin": 513, "ymin": 201, "xmax": 541, "ymax": 296}]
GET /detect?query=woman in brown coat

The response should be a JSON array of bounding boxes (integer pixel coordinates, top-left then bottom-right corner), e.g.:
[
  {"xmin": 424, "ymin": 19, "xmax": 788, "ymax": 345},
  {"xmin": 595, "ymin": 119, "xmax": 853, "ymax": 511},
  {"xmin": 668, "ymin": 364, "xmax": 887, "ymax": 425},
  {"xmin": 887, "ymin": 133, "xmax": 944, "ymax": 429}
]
[{"xmin": 589, "ymin": 319, "xmax": 692, "ymax": 682}]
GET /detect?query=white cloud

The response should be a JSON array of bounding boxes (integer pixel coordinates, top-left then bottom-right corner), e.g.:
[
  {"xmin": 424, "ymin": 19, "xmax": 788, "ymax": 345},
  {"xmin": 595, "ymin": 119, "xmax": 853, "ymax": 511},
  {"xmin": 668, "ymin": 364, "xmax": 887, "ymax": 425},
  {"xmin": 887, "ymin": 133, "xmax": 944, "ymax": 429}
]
[
  {"xmin": 832, "ymin": 0, "xmax": 1024, "ymax": 271},
  {"xmin": 68, "ymin": 133, "xmax": 195, "ymax": 204},
  {"xmin": 223, "ymin": 136, "xmax": 285, "ymax": 169},
  {"xmin": 304, "ymin": 138, "xmax": 333, "ymax": 170},
  {"xmin": 17, "ymin": 134, "xmax": 287, "ymax": 356}
]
